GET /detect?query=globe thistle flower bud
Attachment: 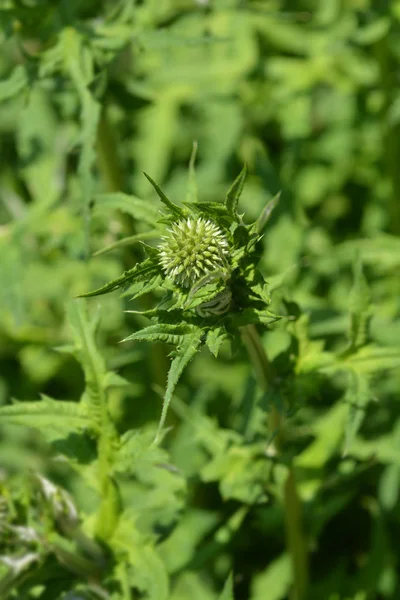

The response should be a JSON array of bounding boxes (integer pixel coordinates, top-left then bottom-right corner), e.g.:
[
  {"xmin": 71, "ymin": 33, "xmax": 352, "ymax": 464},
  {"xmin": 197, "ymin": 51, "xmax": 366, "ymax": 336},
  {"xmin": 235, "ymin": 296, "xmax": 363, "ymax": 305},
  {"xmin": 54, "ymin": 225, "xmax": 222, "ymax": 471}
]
[{"xmin": 158, "ymin": 217, "xmax": 230, "ymax": 288}]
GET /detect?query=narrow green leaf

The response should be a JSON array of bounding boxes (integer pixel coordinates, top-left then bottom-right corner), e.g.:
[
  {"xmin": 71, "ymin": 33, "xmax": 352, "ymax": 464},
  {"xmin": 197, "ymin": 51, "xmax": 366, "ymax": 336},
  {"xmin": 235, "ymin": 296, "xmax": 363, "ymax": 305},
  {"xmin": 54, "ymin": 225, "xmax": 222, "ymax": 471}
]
[
  {"xmin": 348, "ymin": 257, "xmax": 370, "ymax": 350},
  {"xmin": 0, "ymin": 65, "xmax": 28, "ymax": 102},
  {"xmin": 93, "ymin": 230, "xmax": 159, "ymax": 256},
  {"xmin": 186, "ymin": 140, "xmax": 198, "ymax": 204},
  {"xmin": 78, "ymin": 258, "xmax": 160, "ymax": 297},
  {"xmin": 155, "ymin": 331, "xmax": 203, "ymax": 443},
  {"xmin": 225, "ymin": 165, "xmax": 247, "ymax": 217},
  {"xmin": 122, "ymin": 323, "xmax": 198, "ymax": 346},
  {"xmin": 250, "ymin": 554, "xmax": 291, "ymax": 600},
  {"xmin": 92, "ymin": 192, "xmax": 159, "ymax": 226},
  {"xmin": 219, "ymin": 573, "xmax": 234, "ymax": 600},
  {"xmin": 143, "ymin": 172, "xmax": 184, "ymax": 218},
  {"xmin": 343, "ymin": 371, "xmax": 371, "ymax": 455},
  {"xmin": 251, "ymin": 191, "xmax": 281, "ymax": 236}
]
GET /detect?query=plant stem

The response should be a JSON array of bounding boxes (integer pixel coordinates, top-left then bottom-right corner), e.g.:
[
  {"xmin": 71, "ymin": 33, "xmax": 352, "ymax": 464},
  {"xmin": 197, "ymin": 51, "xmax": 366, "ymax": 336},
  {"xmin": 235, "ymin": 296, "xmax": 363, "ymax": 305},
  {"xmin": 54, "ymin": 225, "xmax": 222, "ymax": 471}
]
[
  {"xmin": 376, "ymin": 32, "xmax": 400, "ymax": 236},
  {"xmin": 240, "ymin": 324, "xmax": 309, "ymax": 600}
]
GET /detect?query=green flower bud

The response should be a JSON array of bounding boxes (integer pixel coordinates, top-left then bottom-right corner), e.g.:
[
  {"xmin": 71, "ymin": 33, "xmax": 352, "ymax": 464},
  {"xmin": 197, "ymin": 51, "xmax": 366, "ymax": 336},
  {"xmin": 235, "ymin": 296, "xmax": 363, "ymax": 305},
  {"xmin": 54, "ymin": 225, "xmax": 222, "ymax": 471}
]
[{"xmin": 158, "ymin": 217, "xmax": 230, "ymax": 288}]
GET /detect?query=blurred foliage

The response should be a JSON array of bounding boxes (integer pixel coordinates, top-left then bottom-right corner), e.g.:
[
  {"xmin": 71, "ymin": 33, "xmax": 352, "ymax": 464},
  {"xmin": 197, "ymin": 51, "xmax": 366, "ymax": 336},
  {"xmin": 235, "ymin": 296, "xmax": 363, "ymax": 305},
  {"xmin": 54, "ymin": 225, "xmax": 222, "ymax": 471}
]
[{"xmin": 0, "ymin": 0, "xmax": 400, "ymax": 598}]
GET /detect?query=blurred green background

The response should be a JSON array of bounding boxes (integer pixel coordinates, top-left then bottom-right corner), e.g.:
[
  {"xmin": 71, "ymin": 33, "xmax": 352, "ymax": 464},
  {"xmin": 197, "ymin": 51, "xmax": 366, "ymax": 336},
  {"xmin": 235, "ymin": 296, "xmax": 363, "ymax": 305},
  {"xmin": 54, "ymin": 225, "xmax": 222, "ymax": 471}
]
[{"xmin": 1, "ymin": 1, "xmax": 400, "ymax": 599}]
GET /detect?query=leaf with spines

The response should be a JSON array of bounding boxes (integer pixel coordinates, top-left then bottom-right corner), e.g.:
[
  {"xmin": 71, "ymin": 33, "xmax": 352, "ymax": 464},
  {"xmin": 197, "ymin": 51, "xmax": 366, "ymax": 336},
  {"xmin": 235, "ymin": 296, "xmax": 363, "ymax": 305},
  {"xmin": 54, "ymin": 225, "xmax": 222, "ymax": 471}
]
[
  {"xmin": 0, "ymin": 397, "xmax": 95, "ymax": 441},
  {"xmin": 225, "ymin": 165, "xmax": 247, "ymax": 219},
  {"xmin": 155, "ymin": 330, "xmax": 203, "ymax": 443},
  {"xmin": 124, "ymin": 271, "xmax": 164, "ymax": 301},
  {"xmin": 206, "ymin": 327, "xmax": 229, "ymax": 357},
  {"xmin": 122, "ymin": 323, "xmax": 200, "ymax": 346},
  {"xmin": 78, "ymin": 258, "xmax": 161, "ymax": 298},
  {"xmin": 143, "ymin": 171, "xmax": 185, "ymax": 219}
]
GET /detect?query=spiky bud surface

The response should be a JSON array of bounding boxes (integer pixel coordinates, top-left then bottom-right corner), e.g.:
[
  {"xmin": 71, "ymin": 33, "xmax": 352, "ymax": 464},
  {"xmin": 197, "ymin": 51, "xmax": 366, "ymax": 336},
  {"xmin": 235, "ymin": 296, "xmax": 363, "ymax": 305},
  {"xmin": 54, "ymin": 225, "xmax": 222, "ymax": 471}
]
[{"xmin": 158, "ymin": 217, "xmax": 230, "ymax": 288}]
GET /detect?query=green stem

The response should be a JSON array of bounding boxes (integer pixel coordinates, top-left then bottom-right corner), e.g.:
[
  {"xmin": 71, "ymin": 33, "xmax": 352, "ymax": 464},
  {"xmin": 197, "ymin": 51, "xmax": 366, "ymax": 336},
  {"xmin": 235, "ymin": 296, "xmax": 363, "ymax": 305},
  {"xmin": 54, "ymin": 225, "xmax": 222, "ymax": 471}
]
[
  {"xmin": 240, "ymin": 324, "xmax": 309, "ymax": 600},
  {"xmin": 376, "ymin": 32, "xmax": 400, "ymax": 236}
]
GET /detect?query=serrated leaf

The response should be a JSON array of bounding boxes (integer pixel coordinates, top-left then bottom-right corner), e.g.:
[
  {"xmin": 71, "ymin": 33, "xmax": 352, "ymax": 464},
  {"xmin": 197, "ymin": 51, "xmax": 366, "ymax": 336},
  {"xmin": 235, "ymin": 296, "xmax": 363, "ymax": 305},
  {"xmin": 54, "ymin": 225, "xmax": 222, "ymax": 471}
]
[
  {"xmin": 155, "ymin": 331, "xmax": 203, "ymax": 443},
  {"xmin": 187, "ymin": 201, "xmax": 230, "ymax": 225},
  {"xmin": 92, "ymin": 192, "xmax": 159, "ymax": 226},
  {"xmin": 78, "ymin": 258, "xmax": 160, "ymax": 298},
  {"xmin": 225, "ymin": 165, "xmax": 247, "ymax": 218},
  {"xmin": 122, "ymin": 323, "xmax": 199, "ymax": 346},
  {"xmin": 66, "ymin": 301, "xmax": 110, "ymax": 428},
  {"xmin": 0, "ymin": 397, "xmax": 94, "ymax": 439},
  {"xmin": 143, "ymin": 172, "xmax": 184, "ymax": 218},
  {"xmin": 233, "ymin": 308, "xmax": 281, "ymax": 327},
  {"xmin": 123, "ymin": 272, "xmax": 164, "ymax": 301},
  {"xmin": 206, "ymin": 327, "xmax": 228, "ymax": 357}
]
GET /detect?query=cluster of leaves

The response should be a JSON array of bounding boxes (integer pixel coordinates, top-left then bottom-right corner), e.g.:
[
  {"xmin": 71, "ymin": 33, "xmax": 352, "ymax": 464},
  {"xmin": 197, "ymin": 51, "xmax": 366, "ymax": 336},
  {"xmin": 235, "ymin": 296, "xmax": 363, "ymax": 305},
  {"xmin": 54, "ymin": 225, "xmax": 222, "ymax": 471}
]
[
  {"xmin": 0, "ymin": 1, "xmax": 400, "ymax": 599},
  {"xmin": 81, "ymin": 163, "xmax": 281, "ymax": 441}
]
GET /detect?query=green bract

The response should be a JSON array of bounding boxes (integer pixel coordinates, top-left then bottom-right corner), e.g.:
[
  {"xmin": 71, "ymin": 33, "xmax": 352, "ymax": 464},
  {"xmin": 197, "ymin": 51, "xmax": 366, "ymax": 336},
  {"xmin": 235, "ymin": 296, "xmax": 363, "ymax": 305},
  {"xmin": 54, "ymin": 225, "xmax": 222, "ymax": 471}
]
[{"xmin": 80, "ymin": 165, "xmax": 281, "ymax": 441}]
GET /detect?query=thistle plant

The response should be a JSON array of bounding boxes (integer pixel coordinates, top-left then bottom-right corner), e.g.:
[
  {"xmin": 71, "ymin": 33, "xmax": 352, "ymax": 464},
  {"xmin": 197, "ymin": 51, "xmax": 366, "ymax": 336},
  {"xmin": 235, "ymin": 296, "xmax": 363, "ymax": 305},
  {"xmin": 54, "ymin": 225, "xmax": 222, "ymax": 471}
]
[{"xmin": 81, "ymin": 164, "xmax": 281, "ymax": 442}]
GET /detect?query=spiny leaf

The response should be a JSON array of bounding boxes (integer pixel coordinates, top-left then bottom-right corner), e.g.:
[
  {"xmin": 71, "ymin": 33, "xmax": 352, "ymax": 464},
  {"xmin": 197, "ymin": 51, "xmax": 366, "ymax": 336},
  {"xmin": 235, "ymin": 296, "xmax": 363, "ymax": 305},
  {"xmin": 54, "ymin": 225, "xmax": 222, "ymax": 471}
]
[
  {"xmin": 206, "ymin": 327, "xmax": 228, "ymax": 357},
  {"xmin": 123, "ymin": 272, "xmax": 164, "ymax": 301},
  {"xmin": 225, "ymin": 165, "xmax": 247, "ymax": 218},
  {"xmin": 66, "ymin": 300, "xmax": 109, "ymax": 428},
  {"xmin": 122, "ymin": 323, "xmax": 200, "ymax": 346},
  {"xmin": 0, "ymin": 397, "xmax": 94, "ymax": 438},
  {"xmin": 143, "ymin": 171, "xmax": 184, "ymax": 218},
  {"xmin": 78, "ymin": 258, "xmax": 160, "ymax": 297},
  {"xmin": 187, "ymin": 201, "xmax": 231, "ymax": 226},
  {"xmin": 155, "ymin": 331, "xmax": 203, "ymax": 443}
]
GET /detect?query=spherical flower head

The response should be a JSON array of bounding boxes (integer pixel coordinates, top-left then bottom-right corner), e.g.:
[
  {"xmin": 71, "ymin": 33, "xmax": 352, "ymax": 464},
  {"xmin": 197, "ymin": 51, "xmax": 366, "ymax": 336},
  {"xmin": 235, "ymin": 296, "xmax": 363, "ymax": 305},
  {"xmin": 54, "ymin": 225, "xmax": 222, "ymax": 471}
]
[{"xmin": 158, "ymin": 217, "xmax": 230, "ymax": 288}]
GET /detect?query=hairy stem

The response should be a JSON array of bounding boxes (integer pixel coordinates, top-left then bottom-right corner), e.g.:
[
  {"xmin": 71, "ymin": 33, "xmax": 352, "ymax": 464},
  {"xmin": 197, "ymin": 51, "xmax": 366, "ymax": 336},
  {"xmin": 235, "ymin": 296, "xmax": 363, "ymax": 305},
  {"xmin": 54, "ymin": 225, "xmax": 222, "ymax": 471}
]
[{"xmin": 240, "ymin": 324, "xmax": 308, "ymax": 600}]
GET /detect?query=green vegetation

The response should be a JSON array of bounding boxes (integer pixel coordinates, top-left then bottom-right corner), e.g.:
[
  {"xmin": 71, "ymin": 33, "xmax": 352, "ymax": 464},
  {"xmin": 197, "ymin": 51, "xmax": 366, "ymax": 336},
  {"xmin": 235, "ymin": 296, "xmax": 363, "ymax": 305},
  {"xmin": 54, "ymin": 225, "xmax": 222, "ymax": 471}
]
[{"xmin": 0, "ymin": 1, "xmax": 400, "ymax": 599}]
